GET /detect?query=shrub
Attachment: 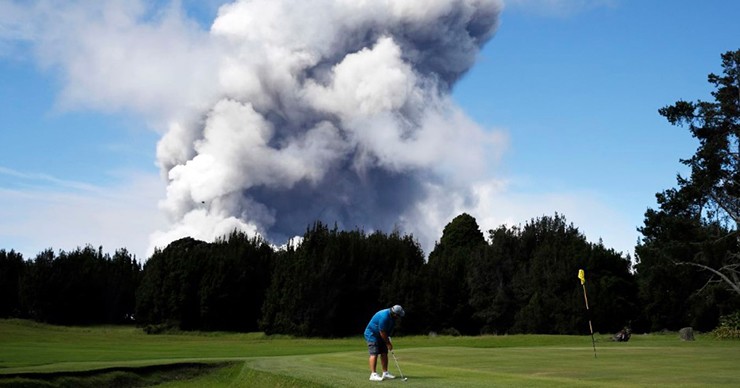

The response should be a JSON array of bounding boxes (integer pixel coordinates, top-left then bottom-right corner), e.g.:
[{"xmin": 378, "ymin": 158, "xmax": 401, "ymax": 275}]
[{"xmin": 712, "ymin": 311, "xmax": 740, "ymax": 339}]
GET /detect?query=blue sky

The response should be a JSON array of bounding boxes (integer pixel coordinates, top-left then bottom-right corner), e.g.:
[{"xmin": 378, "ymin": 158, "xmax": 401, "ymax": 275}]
[
  {"xmin": 456, "ymin": 0, "xmax": 739, "ymax": 259},
  {"xmin": 1, "ymin": 0, "xmax": 738, "ymax": 260}
]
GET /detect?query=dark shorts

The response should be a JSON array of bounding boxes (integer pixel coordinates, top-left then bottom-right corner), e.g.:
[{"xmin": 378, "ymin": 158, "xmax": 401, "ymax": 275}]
[{"xmin": 367, "ymin": 340, "xmax": 388, "ymax": 355}]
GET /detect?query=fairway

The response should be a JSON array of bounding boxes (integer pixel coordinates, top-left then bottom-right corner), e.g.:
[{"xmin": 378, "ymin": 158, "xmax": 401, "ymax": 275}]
[{"xmin": 1, "ymin": 320, "xmax": 739, "ymax": 387}]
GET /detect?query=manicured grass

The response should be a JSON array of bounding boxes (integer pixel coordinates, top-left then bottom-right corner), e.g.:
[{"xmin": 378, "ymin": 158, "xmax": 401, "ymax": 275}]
[{"xmin": 1, "ymin": 319, "xmax": 739, "ymax": 387}]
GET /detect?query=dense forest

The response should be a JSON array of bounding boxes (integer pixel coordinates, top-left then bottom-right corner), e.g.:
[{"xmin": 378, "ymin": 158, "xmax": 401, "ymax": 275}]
[
  {"xmin": 1, "ymin": 211, "xmax": 737, "ymax": 336},
  {"xmin": 1, "ymin": 49, "xmax": 739, "ymax": 337}
]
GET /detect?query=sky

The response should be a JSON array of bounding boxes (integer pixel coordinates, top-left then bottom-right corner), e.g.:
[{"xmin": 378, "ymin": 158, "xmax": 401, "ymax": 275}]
[{"xmin": 0, "ymin": 0, "xmax": 738, "ymax": 261}]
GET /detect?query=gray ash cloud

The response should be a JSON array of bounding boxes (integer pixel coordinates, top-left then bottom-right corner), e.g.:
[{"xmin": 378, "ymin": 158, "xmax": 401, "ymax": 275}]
[{"xmin": 150, "ymin": 0, "xmax": 503, "ymax": 254}]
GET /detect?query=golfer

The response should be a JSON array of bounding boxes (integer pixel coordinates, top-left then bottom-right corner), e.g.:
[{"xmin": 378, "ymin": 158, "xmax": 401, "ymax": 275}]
[{"xmin": 364, "ymin": 305, "xmax": 405, "ymax": 381}]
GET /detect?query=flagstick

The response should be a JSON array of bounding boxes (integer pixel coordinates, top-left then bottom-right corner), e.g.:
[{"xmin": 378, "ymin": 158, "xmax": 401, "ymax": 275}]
[{"xmin": 581, "ymin": 282, "xmax": 597, "ymax": 358}]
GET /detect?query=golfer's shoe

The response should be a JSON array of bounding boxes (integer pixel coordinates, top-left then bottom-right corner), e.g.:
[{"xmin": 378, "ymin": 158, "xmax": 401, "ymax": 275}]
[
  {"xmin": 369, "ymin": 373, "xmax": 383, "ymax": 381},
  {"xmin": 382, "ymin": 372, "xmax": 396, "ymax": 380}
]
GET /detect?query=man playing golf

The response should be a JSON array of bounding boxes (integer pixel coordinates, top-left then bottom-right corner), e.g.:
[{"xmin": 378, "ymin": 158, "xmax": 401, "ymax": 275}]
[{"xmin": 364, "ymin": 305, "xmax": 405, "ymax": 381}]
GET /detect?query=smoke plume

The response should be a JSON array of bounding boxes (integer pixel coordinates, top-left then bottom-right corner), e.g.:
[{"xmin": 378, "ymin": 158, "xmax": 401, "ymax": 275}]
[
  {"xmin": 2, "ymin": 0, "xmax": 505, "ymax": 256},
  {"xmin": 151, "ymin": 0, "xmax": 504, "ymax": 254}
]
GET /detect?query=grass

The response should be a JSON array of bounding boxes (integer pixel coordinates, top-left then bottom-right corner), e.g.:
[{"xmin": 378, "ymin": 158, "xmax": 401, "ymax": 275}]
[
  {"xmin": 1, "ymin": 319, "xmax": 739, "ymax": 387},
  {"xmin": 0, "ymin": 362, "xmax": 230, "ymax": 387}
]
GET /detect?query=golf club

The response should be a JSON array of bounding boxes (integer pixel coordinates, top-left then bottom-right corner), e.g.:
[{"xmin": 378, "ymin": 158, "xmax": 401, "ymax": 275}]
[{"xmin": 390, "ymin": 350, "xmax": 408, "ymax": 381}]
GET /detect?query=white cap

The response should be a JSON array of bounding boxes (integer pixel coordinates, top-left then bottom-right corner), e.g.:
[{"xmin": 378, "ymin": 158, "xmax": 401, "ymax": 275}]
[{"xmin": 391, "ymin": 305, "xmax": 405, "ymax": 317}]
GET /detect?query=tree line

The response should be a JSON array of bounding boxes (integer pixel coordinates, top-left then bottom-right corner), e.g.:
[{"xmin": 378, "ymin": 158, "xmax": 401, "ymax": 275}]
[
  {"xmin": 1, "ymin": 211, "xmax": 736, "ymax": 336},
  {"xmin": 2, "ymin": 49, "xmax": 739, "ymax": 337},
  {"xmin": 0, "ymin": 246, "xmax": 140, "ymax": 325}
]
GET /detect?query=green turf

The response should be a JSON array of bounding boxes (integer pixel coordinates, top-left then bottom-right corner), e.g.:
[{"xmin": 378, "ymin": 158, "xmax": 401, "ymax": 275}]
[
  {"xmin": 0, "ymin": 363, "xmax": 231, "ymax": 388},
  {"xmin": 1, "ymin": 319, "xmax": 738, "ymax": 387}
]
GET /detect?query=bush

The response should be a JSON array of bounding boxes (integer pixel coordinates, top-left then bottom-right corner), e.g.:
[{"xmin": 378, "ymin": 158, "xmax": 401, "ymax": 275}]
[
  {"xmin": 712, "ymin": 311, "xmax": 740, "ymax": 339},
  {"xmin": 143, "ymin": 321, "xmax": 179, "ymax": 335},
  {"xmin": 440, "ymin": 327, "xmax": 462, "ymax": 336}
]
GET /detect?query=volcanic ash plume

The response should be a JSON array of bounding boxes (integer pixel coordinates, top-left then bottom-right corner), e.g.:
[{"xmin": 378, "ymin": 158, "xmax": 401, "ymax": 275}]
[{"xmin": 150, "ymin": 0, "xmax": 504, "ymax": 255}]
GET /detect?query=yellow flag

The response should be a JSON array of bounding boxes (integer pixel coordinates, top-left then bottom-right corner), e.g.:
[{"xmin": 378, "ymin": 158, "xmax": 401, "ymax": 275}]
[{"xmin": 578, "ymin": 269, "xmax": 586, "ymax": 285}]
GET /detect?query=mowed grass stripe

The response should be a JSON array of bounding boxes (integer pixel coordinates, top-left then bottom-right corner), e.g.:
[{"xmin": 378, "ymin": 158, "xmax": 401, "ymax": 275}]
[
  {"xmin": 2, "ymin": 320, "xmax": 740, "ymax": 387},
  {"xmin": 0, "ymin": 319, "xmax": 359, "ymax": 372}
]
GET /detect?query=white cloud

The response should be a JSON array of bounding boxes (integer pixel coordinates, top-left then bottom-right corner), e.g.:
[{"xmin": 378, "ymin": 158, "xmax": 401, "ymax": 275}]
[
  {"xmin": 465, "ymin": 179, "xmax": 637, "ymax": 257},
  {"xmin": 0, "ymin": 168, "xmax": 166, "ymax": 261},
  {"xmin": 6, "ymin": 1, "xmax": 221, "ymax": 127},
  {"xmin": 399, "ymin": 175, "xmax": 636, "ymax": 258}
]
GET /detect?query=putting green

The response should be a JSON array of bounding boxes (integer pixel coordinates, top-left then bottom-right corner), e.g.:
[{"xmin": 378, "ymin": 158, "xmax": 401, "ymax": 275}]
[{"xmin": 238, "ymin": 344, "xmax": 740, "ymax": 387}]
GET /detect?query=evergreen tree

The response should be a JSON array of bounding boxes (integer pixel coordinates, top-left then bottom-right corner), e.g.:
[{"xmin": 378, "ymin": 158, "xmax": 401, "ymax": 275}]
[
  {"xmin": 200, "ymin": 232, "xmax": 274, "ymax": 331},
  {"xmin": 636, "ymin": 49, "xmax": 740, "ymax": 331},
  {"xmin": 136, "ymin": 237, "xmax": 209, "ymax": 329},
  {"xmin": 19, "ymin": 249, "xmax": 55, "ymax": 322},
  {"xmin": 426, "ymin": 213, "xmax": 486, "ymax": 335},
  {"xmin": 0, "ymin": 249, "xmax": 25, "ymax": 318},
  {"xmin": 509, "ymin": 214, "xmax": 589, "ymax": 334},
  {"xmin": 468, "ymin": 214, "xmax": 636, "ymax": 334},
  {"xmin": 15, "ymin": 246, "xmax": 140, "ymax": 325},
  {"xmin": 105, "ymin": 248, "xmax": 141, "ymax": 323},
  {"xmin": 260, "ymin": 222, "xmax": 424, "ymax": 337},
  {"xmin": 468, "ymin": 226, "xmax": 518, "ymax": 334}
]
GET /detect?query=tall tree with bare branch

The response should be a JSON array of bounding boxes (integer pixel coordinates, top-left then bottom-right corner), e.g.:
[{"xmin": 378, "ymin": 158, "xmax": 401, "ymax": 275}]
[
  {"xmin": 657, "ymin": 50, "xmax": 740, "ymax": 295},
  {"xmin": 635, "ymin": 50, "xmax": 740, "ymax": 331}
]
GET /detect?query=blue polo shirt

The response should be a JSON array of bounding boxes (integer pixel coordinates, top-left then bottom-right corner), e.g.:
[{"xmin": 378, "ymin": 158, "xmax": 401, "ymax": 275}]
[{"xmin": 364, "ymin": 308, "xmax": 394, "ymax": 343}]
